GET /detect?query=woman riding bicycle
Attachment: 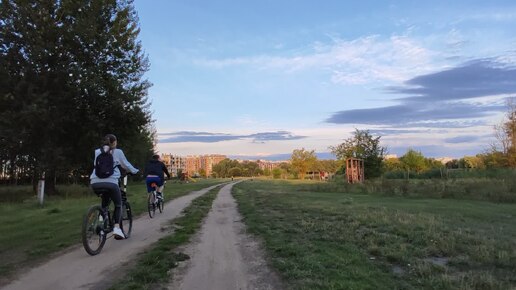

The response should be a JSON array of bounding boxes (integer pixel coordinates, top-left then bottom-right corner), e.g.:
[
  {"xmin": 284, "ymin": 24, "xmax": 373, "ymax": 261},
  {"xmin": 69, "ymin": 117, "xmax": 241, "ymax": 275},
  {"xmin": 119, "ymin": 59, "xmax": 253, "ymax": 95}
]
[
  {"xmin": 144, "ymin": 154, "xmax": 170, "ymax": 201},
  {"xmin": 90, "ymin": 134, "xmax": 139, "ymax": 240}
]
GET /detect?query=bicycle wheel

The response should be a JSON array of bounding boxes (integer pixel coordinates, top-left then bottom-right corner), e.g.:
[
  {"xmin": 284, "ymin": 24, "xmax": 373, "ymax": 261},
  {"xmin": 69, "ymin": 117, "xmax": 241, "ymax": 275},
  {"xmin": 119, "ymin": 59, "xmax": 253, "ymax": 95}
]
[
  {"xmin": 158, "ymin": 197, "xmax": 164, "ymax": 213},
  {"xmin": 82, "ymin": 205, "xmax": 107, "ymax": 256},
  {"xmin": 121, "ymin": 201, "xmax": 133, "ymax": 238},
  {"xmin": 148, "ymin": 193, "xmax": 156, "ymax": 218}
]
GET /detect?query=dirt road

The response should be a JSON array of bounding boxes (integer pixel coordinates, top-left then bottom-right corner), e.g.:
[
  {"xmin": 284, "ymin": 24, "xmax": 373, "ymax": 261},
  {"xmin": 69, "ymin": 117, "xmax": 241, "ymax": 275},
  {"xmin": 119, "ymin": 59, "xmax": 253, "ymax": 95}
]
[
  {"xmin": 169, "ymin": 182, "xmax": 283, "ymax": 290},
  {"xmin": 2, "ymin": 184, "xmax": 221, "ymax": 290}
]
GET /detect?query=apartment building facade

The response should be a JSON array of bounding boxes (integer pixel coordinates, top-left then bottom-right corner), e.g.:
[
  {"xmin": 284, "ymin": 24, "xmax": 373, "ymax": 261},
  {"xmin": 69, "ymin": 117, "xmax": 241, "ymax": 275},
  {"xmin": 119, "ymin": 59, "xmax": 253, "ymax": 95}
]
[
  {"xmin": 185, "ymin": 155, "xmax": 202, "ymax": 177},
  {"xmin": 161, "ymin": 154, "xmax": 187, "ymax": 177},
  {"xmin": 256, "ymin": 159, "xmax": 282, "ymax": 171},
  {"xmin": 201, "ymin": 154, "xmax": 227, "ymax": 177},
  {"xmin": 161, "ymin": 154, "xmax": 227, "ymax": 177},
  {"xmin": 161, "ymin": 154, "xmax": 224, "ymax": 177}
]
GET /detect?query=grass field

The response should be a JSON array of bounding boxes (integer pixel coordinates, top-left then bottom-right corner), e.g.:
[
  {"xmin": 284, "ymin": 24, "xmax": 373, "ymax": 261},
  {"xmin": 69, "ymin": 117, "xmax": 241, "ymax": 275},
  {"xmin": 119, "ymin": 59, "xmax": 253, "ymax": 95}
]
[
  {"xmin": 233, "ymin": 180, "xmax": 516, "ymax": 290},
  {"xmin": 0, "ymin": 179, "xmax": 227, "ymax": 279},
  {"xmin": 300, "ymin": 177, "xmax": 516, "ymax": 203}
]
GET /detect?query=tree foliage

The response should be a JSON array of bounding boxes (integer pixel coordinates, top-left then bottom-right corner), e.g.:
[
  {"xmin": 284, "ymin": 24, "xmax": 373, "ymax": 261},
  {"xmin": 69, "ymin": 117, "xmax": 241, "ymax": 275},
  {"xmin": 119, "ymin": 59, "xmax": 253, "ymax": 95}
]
[
  {"xmin": 462, "ymin": 156, "xmax": 485, "ymax": 169},
  {"xmin": 271, "ymin": 168, "xmax": 282, "ymax": 179},
  {"xmin": 488, "ymin": 98, "xmax": 516, "ymax": 168},
  {"xmin": 315, "ymin": 159, "xmax": 340, "ymax": 174},
  {"xmin": 329, "ymin": 129, "xmax": 385, "ymax": 178},
  {"xmin": 307, "ymin": 159, "xmax": 340, "ymax": 180},
  {"xmin": 0, "ymin": 0, "xmax": 154, "ymax": 191},
  {"xmin": 399, "ymin": 149, "xmax": 427, "ymax": 173},
  {"xmin": 212, "ymin": 159, "xmax": 237, "ymax": 178},
  {"xmin": 384, "ymin": 158, "xmax": 404, "ymax": 171},
  {"xmin": 496, "ymin": 98, "xmax": 516, "ymax": 167},
  {"xmin": 211, "ymin": 159, "xmax": 262, "ymax": 178},
  {"xmin": 290, "ymin": 148, "xmax": 317, "ymax": 180}
]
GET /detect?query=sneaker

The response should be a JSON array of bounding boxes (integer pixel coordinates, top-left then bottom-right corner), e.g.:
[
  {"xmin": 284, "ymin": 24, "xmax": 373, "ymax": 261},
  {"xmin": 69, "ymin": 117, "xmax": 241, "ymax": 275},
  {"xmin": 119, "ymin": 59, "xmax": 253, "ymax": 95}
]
[
  {"xmin": 157, "ymin": 193, "xmax": 163, "ymax": 200},
  {"xmin": 113, "ymin": 227, "xmax": 125, "ymax": 240}
]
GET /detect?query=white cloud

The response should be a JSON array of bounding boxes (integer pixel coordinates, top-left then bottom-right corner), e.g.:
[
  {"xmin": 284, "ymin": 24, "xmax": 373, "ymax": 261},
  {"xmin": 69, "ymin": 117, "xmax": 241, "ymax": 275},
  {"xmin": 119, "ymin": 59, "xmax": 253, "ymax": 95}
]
[{"xmin": 194, "ymin": 35, "xmax": 439, "ymax": 85}]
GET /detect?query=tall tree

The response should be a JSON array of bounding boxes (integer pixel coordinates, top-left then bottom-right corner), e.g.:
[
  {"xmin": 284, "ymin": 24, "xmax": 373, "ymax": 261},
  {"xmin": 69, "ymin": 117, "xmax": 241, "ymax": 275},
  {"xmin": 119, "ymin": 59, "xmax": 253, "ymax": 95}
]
[
  {"xmin": 329, "ymin": 129, "xmax": 385, "ymax": 178},
  {"xmin": 212, "ymin": 158, "xmax": 240, "ymax": 178},
  {"xmin": 240, "ymin": 161, "xmax": 261, "ymax": 177},
  {"xmin": 290, "ymin": 148, "xmax": 317, "ymax": 180},
  {"xmin": 0, "ymin": 0, "xmax": 154, "ymax": 192},
  {"xmin": 278, "ymin": 162, "xmax": 292, "ymax": 179},
  {"xmin": 491, "ymin": 98, "xmax": 516, "ymax": 168},
  {"xmin": 503, "ymin": 98, "xmax": 516, "ymax": 167},
  {"xmin": 399, "ymin": 149, "xmax": 427, "ymax": 174}
]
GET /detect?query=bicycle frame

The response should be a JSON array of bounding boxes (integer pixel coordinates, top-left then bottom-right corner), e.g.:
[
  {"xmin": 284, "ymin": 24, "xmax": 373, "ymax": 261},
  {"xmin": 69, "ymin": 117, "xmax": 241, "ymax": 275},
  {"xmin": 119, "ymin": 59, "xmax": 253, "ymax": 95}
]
[
  {"xmin": 122, "ymin": 175, "xmax": 128, "ymax": 192},
  {"xmin": 147, "ymin": 181, "xmax": 164, "ymax": 218},
  {"xmin": 100, "ymin": 207, "xmax": 113, "ymax": 233},
  {"xmin": 149, "ymin": 182, "xmax": 158, "ymax": 202}
]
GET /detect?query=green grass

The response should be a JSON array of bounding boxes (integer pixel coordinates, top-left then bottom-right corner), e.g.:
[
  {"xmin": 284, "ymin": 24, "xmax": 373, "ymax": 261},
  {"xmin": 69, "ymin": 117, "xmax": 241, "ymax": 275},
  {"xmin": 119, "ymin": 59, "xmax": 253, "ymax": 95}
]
[
  {"xmin": 0, "ymin": 179, "xmax": 227, "ymax": 279},
  {"xmin": 233, "ymin": 180, "xmax": 516, "ymax": 290},
  {"xmin": 301, "ymin": 177, "xmax": 516, "ymax": 203},
  {"xmin": 110, "ymin": 185, "xmax": 222, "ymax": 290}
]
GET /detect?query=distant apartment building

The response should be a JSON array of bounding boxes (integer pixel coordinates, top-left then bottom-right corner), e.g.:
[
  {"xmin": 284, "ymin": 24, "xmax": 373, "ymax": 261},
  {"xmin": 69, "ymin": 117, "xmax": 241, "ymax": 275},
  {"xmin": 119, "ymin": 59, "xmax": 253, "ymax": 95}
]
[
  {"xmin": 201, "ymin": 154, "xmax": 227, "ymax": 177},
  {"xmin": 161, "ymin": 154, "xmax": 187, "ymax": 177},
  {"xmin": 185, "ymin": 154, "xmax": 227, "ymax": 177},
  {"xmin": 186, "ymin": 156, "xmax": 202, "ymax": 177},
  {"xmin": 256, "ymin": 160, "xmax": 282, "ymax": 171}
]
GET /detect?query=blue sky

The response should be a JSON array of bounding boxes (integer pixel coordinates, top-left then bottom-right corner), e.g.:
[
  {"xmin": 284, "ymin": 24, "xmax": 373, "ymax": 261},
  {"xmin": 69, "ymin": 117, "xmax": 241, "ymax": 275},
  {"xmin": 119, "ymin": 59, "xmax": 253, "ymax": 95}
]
[{"xmin": 134, "ymin": 0, "xmax": 516, "ymax": 159}]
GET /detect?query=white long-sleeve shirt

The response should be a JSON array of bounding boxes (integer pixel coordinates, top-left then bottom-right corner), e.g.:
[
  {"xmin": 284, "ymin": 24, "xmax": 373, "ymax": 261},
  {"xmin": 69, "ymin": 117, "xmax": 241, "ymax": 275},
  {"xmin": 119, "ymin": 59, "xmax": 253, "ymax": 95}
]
[{"xmin": 90, "ymin": 146, "xmax": 139, "ymax": 185}]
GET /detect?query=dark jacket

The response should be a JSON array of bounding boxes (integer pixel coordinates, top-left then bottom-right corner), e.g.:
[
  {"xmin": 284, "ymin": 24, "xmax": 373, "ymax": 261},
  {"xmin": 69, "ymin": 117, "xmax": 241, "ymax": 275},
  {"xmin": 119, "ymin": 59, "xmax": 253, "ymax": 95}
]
[{"xmin": 144, "ymin": 160, "xmax": 170, "ymax": 180}]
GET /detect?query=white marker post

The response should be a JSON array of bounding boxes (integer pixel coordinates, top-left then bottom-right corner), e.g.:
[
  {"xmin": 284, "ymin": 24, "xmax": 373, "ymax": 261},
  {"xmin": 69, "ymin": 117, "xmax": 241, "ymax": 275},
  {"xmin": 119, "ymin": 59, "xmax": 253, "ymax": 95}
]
[{"xmin": 37, "ymin": 173, "xmax": 45, "ymax": 206}]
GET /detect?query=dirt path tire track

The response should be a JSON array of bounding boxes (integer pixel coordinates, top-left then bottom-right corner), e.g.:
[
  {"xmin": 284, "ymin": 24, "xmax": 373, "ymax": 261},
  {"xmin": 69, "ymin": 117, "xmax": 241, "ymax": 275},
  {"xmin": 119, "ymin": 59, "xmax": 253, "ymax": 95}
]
[
  {"xmin": 170, "ymin": 182, "xmax": 283, "ymax": 290},
  {"xmin": 1, "ymin": 184, "xmax": 223, "ymax": 290}
]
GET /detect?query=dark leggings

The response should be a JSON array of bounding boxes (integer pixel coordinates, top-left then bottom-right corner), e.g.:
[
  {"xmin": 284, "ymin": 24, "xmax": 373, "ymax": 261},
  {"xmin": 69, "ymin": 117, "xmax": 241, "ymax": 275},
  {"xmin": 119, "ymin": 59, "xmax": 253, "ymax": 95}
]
[{"xmin": 91, "ymin": 182, "xmax": 122, "ymax": 225}]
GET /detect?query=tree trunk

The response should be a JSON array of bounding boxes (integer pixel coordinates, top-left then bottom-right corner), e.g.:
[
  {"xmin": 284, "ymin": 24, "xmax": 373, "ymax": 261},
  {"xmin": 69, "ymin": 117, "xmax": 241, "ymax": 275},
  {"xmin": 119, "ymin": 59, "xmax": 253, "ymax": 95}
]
[
  {"xmin": 44, "ymin": 168, "xmax": 57, "ymax": 195},
  {"xmin": 8, "ymin": 152, "xmax": 16, "ymax": 185}
]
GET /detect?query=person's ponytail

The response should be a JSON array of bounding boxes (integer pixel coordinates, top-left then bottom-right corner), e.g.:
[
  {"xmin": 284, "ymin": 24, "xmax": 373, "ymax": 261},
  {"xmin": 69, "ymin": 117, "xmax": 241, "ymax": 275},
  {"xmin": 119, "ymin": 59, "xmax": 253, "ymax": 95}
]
[{"xmin": 102, "ymin": 134, "xmax": 117, "ymax": 149}]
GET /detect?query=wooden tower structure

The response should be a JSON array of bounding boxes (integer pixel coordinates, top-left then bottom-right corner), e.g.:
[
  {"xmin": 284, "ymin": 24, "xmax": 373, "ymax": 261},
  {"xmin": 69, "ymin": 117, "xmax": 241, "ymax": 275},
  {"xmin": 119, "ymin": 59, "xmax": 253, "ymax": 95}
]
[{"xmin": 346, "ymin": 158, "xmax": 364, "ymax": 183}]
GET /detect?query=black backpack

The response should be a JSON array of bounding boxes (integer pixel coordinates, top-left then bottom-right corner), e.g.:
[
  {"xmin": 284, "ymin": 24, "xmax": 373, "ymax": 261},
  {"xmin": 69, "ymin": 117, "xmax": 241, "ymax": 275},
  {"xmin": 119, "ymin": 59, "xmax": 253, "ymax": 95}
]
[{"xmin": 95, "ymin": 146, "xmax": 115, "ymax": 178}]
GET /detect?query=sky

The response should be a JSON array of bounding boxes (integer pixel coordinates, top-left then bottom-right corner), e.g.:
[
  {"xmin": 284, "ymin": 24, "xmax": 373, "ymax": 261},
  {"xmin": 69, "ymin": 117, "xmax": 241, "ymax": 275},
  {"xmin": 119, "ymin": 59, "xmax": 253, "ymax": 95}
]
[{"xmin": 133, "ymin": 0, "xmax": 516, "ymax": 160}]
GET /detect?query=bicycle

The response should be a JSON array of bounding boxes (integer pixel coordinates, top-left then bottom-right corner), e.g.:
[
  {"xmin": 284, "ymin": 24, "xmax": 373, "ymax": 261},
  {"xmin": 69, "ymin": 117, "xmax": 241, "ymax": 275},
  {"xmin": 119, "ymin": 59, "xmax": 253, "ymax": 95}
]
[
  {"xmin": 82, "ymin": 175, "xmax": 133, "ymax": 256},
  {"xmin": 147, "ymin": 181, "xmax": 165, "ymax": 218}
]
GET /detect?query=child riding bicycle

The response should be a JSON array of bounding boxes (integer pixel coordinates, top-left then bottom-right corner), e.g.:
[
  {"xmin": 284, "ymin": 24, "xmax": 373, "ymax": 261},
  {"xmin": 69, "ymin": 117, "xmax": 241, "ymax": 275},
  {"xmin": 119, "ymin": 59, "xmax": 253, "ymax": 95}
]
[{"xmin": 144, "ymin": 154, "xmax": 171, "ymax": 201}]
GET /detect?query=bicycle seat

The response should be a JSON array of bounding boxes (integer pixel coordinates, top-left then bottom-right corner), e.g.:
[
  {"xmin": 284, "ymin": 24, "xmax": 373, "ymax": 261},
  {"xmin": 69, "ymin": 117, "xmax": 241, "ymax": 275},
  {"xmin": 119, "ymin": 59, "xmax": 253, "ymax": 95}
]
[{"xmin": 150, "ymin": 182, "xmax": 157, "ymax": 188}]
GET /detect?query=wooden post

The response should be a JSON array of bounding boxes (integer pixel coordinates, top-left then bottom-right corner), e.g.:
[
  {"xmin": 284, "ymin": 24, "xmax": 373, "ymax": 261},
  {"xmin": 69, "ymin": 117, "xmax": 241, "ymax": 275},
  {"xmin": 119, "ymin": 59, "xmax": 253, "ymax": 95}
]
[{"xmin": 346, "ymin": 157, "xmax": 364, "ymax": 184}]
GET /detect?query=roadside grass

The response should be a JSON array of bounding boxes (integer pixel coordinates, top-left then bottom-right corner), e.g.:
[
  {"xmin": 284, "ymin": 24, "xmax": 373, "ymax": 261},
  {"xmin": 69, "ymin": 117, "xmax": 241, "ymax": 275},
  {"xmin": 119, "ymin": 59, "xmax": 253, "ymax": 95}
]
[
  {"xmin": 0, "ymin": 179, "xmax": 226, "ymax": 280},
  {"xmin": 0, "ymin": 185, "xmax": 39, "ymax": 202},
  {"xmin": 233, "ymin": 180, "xmax": 516, "ymax": 290},
  {"xmin": 110, "ymin": 185, "xmax": 222, "ymax": 290},
  {"xmin": 301, "ymin": 177, "xmax": 516, "ymax": 203}
]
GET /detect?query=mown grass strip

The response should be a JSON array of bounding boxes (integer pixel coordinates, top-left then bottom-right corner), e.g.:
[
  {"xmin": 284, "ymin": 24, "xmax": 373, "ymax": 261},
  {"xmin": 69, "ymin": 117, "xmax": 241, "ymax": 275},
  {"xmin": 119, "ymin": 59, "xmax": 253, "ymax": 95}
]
[
  {"xmin": 0, "ymin": 179, "xmax": 226, "ymax": 280},
  {"xmin": 233, "ymin": 180, "xmax": 516, "ymax": 290},
  {"xmin": 110, "ymin": 185, "xmax": 222, "ymax": 290}
]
